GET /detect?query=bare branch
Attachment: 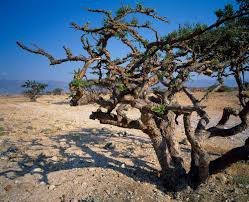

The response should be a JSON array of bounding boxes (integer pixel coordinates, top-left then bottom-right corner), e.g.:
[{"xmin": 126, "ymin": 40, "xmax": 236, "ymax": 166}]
[
  {"xmin": 17, "ymin": 41, "xmax": 88, "ymax": 65},
  {"xmin": 208, "ymin": 101, "xmax": 249, "ymax": 137}
]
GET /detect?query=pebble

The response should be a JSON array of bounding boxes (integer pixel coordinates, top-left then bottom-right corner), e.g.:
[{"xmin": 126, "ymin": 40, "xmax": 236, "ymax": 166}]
[
  {"xmin": 122, "ymin": 131, "xmax": 128, "ymax": 137},
  {"xmin": 48, "ymin": 185, "xmax": 56, "ymax": 190},
  {"xmin": 103, "ymin": 142, "xmax": 115, "ymax": 150},
  {"xmin": 4, "ymin": 184, "xmax": 12, "ymax": 192},
  {"xmin": 32, "ymin": 167, "xmax": 43, "ymax": 173},
  {"xmin": 101, "ymin": 127, "xmax": 109, "ymax": 132},
  {"xmin": 123, "ymin": 151, "xmax": 133, "ymax": 158},
  {"xmin": 117, "ymin": 131, "xmax": 128, "ymax": 137},
  {"xmin": 40, "ymin": 181, "xmax": 46, "ymax": 185},
  {"xmin": 26, "ymin": 126, "xmax": 33, "ymax": 130},
  {"xmin": 14, "ymin": 180, "xmax": 21, "ymax": 184},
  {"xmin": 216, "ymin": 174, "xmax": 227, "ymax": 184},
  {"xmin": 91, "ymin": 128, "xmax": 97, "ymax": 134},
  {"xmin": 81, "ymin": 182, "xmax": 87, "ymax": 187},
  {"xmin": 0, "ymin": 156, "xmax": 8, "ymax": 160},
  {"xmin": 51, "ymin": 156, "xmax": 58, "ymax": 161},
  {"xmin": 121, "ymin": 164, "xmax": 125, "ymax": 168},
  {"xmin": 111, "ymin": 133, "xmax": 119, "ymax": 137},
  {"xmin": 7, "ymin": 146, "xmax": 18, "ymax": 153}
]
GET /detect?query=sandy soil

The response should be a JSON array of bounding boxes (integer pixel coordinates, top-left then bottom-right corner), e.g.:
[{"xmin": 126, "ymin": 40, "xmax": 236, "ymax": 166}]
[{"xmin": 0, "ymin": 93, "xmax": 248, "ymax": 202}]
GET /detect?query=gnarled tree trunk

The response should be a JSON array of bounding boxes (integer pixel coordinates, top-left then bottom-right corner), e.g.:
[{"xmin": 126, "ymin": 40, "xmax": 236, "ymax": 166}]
[{"xmin": 69, "ymin": 88, "xmax": 84, "ymax": 106}]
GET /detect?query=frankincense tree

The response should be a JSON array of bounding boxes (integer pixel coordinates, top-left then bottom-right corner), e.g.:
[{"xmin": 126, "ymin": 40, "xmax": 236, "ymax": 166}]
[{"xmin": 17, "ymin": 0, "xmax": 249, "ymax": 190}]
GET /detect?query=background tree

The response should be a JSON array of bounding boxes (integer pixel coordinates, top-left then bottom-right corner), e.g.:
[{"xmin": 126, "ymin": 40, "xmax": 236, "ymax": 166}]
[
  {"xmin": 52, "ymin": 88, "xmax": 64, "ymax": 95},
  {"xmin": 21, "ymin": 80, "xmax": 48, "ymax": 102},
  {"xmin": 17, "ymin": 0, "xmax": 249, "ymax": 190}
]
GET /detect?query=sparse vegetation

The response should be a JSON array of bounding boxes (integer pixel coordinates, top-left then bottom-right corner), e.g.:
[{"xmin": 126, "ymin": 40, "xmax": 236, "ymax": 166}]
[
  {"xmin": 21, "ymin": 80, "xmax": 48, "ymax": 102},
  {"xmin": 52, "ymin": 88, "xmax": 64, "ymax": 95},
  {"xmin": 227, "ymin": 162, "xmax": 249, "ymax": 186},
  {"xmin": 208, "ymin": 84, "xmax": 234, "ymax": 92}
]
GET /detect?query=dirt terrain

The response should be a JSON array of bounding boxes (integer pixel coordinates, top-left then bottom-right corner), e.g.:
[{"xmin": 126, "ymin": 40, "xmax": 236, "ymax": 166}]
[{"xmin": 0, "ymin": 93, "xmax": 248, "ymax": 202}]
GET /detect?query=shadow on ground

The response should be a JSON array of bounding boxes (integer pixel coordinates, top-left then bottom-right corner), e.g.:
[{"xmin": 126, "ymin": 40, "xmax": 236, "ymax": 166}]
[{"xmin": 0, "ymin": 128, "xmax": 164, "ymax": 189}]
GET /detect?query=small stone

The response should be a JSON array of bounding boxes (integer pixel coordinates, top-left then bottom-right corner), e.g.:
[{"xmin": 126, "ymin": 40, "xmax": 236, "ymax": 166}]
[
  {"xmin": 111, "ymin": 133, "xmax": 119, "ymax": 137},
  {"xmin": 101, "ymin": 127, "xmax": 109, "ymax": 132},
  {"xmin": 246, "ymin": 184, "xmax": 249, "ymax": 189},
  {"xmin": 32, "ymin": 167, "xmax": 43, "ymax": 173},
  {"xmin": 122, "ymin": 131, "xmax": 128, "ymax": 137},
  {"xmin": 123, "ymin": 151, "xmax": 132, "ymax": 158},
  {"xmin": 120, "ymin": 163, "xmax": 125, "ymax": 168},
  {"xmin": 40, "ymin": 181, "xmax": 46, "ymax": 185},
  {"xmin": 81, "ymin": 182, "xmax": 87, "ymax": 187},
  {"xmin": 73, "ymin": 179, "xmax": 78, "ymax": 184},
  {"xmin": 26, "ymin": 126, "xmax": 33, "ymax": 130},
  {"xmin": 59, "ymin": 142, "xmax": 67, "ymax": 147},
  {"xmin": 172, "ymin": 192, "xmax": 180, "ymax": 200},
  {"xmin": 7, "ymin": 146, "xmax": 18, "ymax": 153},
  {"xmin": 117, "ymin": 131, "xmax": 128, "ymax": 137},
  {"xmin": 186, "ymin": 186, "xmax": 192, "ymax": 193},
  {"xmin": 51, "ymin": 156, "xmax": 58, "ymax": 161},
  {"xmin": 4, "ymin": 184, "xmax": 12, "ymax": 192},
  {"xmin": 0, "ymin": 156, "xmax": 8, "ymax": 160},
  {"xmin": 128, "ymin": 191, "xmax": 133, "ymax": 195},
  {"xmin": 14, "ymin": 180, "xmax": 21, "ymax": 184},
  {"xmin": 216, "ymin": 174, "xmax": 227, "ymax": 184},
  {"xmin": 91, "ymin": 128, "xmax": 97, "ymax": 134},
  {"xmin": 48, "ymin": 185, "xmax": 56, "ymax": 190},
  {"xmin": 103, "ymin": 142, "xmax": 115, "ymax": 150}
]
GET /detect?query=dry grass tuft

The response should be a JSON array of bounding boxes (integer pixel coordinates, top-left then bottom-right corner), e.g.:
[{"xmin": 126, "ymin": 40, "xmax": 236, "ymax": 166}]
[{"xmin": 226, "ymin": 161, "xmax": 249, "ymax": 185}]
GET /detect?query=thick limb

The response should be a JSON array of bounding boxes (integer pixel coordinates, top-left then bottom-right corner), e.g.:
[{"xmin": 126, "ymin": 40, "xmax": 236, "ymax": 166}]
[
  {"xmin": 183, "ymin": 114, "xmax": 209, "ymax": 188},
  {"xmin": 208, "ymin": 101, "xmax": 249, "ymax": 137}
]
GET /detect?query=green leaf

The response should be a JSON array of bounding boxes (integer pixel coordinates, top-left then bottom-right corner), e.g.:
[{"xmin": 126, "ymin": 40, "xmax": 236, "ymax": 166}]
[{"xmin": 152, "ymin": 105, "xmax": 166, "ymax": 116}]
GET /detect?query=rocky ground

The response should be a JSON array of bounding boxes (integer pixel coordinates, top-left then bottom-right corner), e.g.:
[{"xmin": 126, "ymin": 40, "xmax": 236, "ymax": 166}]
[{"xmin": 0, "ymin": 93, "xmax": 248, "ymax": 202}]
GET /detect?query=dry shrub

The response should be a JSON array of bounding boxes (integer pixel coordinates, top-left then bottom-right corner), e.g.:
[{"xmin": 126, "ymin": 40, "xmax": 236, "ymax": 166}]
[{"xmin": 226, "ymin": 161, "xmax": 249, "ymax": 185}]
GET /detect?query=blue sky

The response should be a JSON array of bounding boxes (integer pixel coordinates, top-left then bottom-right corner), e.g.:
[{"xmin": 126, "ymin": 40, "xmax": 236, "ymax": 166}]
[{"xmin": 0, "ymin": 0, "xmax": 237, "ymax": 82}]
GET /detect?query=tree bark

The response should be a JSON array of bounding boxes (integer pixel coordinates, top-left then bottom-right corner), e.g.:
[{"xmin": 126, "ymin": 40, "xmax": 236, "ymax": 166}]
[
  {"xmin": 70, "ymin": 89, "xmax": 83, "ymax": 106},
  {"xmin": 183, "ymin": 114, "xmax": 209, "ymax": 188},
  {"xmin": 141, "ymin": 108, "xmax": 186, "ymax": 190}
]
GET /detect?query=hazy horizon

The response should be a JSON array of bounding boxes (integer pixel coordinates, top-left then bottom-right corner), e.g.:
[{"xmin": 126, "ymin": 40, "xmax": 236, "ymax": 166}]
[{"xmin": 0, "ymin": 77, "xmax": 244, "ymax": 95}]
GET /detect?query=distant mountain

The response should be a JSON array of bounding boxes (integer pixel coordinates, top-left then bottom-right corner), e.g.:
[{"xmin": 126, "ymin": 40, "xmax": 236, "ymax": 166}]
[
  {"xmin": 0, "ymin": 77, "xmax": 246, "ymax": 95},
  {"xmin": 186, "ymin": 78, "xmax": 238, "ymax": 88},
  {"xmin": 0, "ymin": 80, "xmax": 69, "ymax": 95}
]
